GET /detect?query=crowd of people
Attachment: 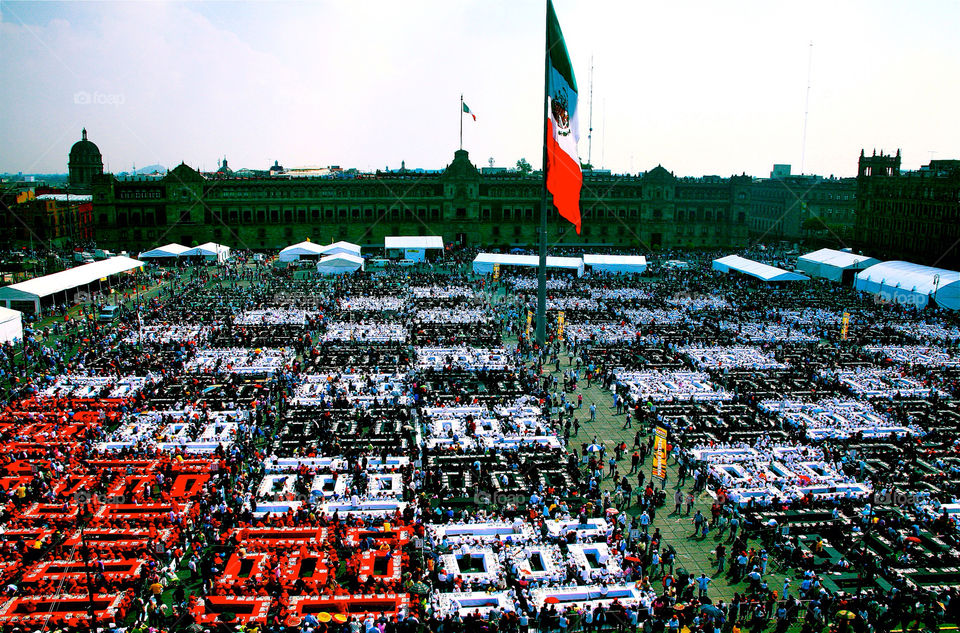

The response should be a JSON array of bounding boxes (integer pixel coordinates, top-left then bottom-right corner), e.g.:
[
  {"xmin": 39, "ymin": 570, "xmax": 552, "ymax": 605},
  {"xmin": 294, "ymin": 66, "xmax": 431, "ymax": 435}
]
[{"xmin": 0, "ymin": 246, "xmax": 958, "ymax": 633}]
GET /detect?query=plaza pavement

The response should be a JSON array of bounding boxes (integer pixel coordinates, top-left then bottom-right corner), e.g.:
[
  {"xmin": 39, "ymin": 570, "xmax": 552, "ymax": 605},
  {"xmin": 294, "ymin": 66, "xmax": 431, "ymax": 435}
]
[{"xmin": 532, "ymin": 343, "xmax": 796, "ymax": 606}]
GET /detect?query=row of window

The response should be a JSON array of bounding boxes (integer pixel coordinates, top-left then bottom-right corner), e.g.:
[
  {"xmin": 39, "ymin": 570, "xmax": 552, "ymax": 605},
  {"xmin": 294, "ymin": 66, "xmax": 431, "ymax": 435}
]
[
  {"xmin": 117, "ymin": 190, "xmax": 163, "ymax": 200},
  {"xmin": 104, "ymin": 205, "xmax": 747, "ymax": 227},
  {"xmin": 204, "ymin": 206, "xmax": 444, "ymax": 224},
  {"xmin": 210, "ymin": 185, "xmax": 442, "ymax": 200}
]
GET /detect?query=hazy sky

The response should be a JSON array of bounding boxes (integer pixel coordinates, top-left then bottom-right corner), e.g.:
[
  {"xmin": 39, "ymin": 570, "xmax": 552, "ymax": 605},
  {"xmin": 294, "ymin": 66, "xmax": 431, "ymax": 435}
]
[{"xmin": 2, "ymin": 1, "xmax": 958, "ymax": 177}]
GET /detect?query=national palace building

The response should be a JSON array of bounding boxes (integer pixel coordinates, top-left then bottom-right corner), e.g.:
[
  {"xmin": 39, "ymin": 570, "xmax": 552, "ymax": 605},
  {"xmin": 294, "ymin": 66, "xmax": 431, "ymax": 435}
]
[
  {"xmin": 12, "ymin": 130, "xmax": 957, "ymax": 260},
  {"xmin": 85, "ymin": 146, "xmax": 752, "ymax": 252}
]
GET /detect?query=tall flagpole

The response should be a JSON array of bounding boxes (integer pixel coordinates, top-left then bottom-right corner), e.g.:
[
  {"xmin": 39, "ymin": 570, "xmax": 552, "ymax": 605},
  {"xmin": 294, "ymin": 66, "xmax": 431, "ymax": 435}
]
[
  {"xmin": 460, "ymin": 94, "xmax": 464, "ymax": 151},
  {"xmin": 536, "ymin": 1, "xmax": 550, "ymax": 347}
]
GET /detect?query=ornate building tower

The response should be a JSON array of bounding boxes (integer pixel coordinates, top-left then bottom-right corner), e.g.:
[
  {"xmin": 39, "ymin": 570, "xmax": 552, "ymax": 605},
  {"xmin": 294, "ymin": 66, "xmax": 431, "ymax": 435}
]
[{"xmin": 68, "ymin": 128, "xmax": 103, "ymax": 191}]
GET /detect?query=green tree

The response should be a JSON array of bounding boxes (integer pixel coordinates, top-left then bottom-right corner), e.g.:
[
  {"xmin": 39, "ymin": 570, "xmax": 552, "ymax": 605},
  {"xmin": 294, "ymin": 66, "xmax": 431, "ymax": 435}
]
[
  {"xmin": 516, "ymin": 158, "xmax": 533, "ymax": 175},
  {"xmin": 802, "ymin": 216, "xmax": 829, "ymax": 232}
]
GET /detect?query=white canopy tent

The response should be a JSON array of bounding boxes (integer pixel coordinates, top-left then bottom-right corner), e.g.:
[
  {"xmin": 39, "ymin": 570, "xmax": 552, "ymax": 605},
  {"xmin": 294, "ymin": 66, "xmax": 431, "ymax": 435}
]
[
  {"xmin": 182, "ymin": 242, "xmax": 231, "ymax": 263},
  {"xmin": 583, "ymin": 254, "xmax": 647, "ymax": 275},
  {"xmin": 796, "ymin": 248, "xmax": 880, "ymax": 282},
  {"xmin": 0, "ymin": 256, "xmax": 145, "ymax": 313},
  {"xmin": 319, "ymin": 241, "xmax": 362, "ymax": 257},
  {"xmin": 855, "ymin": 261, "xmax": 960, "ymax": 310},
  {"xmin": 472, "ymin": 253, "xmax": 585, "ymax": 277},
  {"xmin": 316, "ymin": 253, "xmax": 365, "ymax": 275},
  {"xmin": 0, "ymin": 307, "xmax": 23, "ymax": 345},
  {"xmin": 138, "ymin": 243, "xmax": 190, "ymax": 260},
  {"xmin": 384, "ymin": 236, "xmax": 444, "ymax": 262},
  {"xmin": 278, "ymin": 241, "xmax": 326, "ymax": 262},
  {"xmin": 712, "ymin": 255, "xmax": 809, "ymax": 282}
]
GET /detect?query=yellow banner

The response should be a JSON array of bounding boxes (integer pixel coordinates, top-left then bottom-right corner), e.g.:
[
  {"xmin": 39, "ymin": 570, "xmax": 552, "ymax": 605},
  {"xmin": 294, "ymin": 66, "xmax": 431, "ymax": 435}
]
[
  {"xmin": 841, "ymin": 312, "xmax": 850, "ymax": 340},
  {"xmin": 557, "ymin": 311, "xmax": 565, "ymax": 338},
  {"xmin": 526, "ymin": 309, "xmax": 532, "ymax": 338},
  {"xmin": 653, "ymin": 426, "xmax": 668, "ymax": 482},
  {"xmin": 493, "ymin": 263, "xmax": 500, "ymax": 281}
]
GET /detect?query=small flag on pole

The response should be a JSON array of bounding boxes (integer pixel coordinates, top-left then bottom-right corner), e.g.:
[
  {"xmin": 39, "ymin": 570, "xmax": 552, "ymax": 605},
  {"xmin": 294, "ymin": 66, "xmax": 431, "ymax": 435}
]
[{"xmin": 462, "ymin": 101, "xmax": 476, "ymax": 121}]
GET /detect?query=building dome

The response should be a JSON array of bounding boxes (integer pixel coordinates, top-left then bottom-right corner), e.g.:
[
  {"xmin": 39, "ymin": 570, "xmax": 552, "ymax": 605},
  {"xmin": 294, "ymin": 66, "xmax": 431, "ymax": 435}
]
[{"xmin": 68, "ymin": 128, "xmax": 103, "ymax": 190}]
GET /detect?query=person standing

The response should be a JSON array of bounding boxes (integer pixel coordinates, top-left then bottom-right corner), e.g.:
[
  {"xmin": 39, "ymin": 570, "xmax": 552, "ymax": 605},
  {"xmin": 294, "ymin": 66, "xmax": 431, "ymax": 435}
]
[
  {"xmin": 639, "ymin": 510, "xmax": 650, "ymax": 534},
  {"xmin": 692, "ymin": 510, "xmax": 705, "ymax": 537},
  {"xmin": 697, "ymin": 573, "xmax": 712, "ymax": 598},
  {"xmin": 715, "ymin": 543, "xmax": 727, "ymax": 573}
]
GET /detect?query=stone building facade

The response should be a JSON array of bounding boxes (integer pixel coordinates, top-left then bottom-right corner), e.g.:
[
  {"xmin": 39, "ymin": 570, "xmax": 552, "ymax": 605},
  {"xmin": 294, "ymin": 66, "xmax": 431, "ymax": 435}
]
[
  {"xmin": 748, "ymin": 175, "xmax": 857, "ymax": 243},
  {"xmin": 6, "ymin": 194, "xmax": 94, "ymax": 248},
  {"xmin": 88, "ymin": 150, "xmax": 752, "ymax": 253},
  {"xmin": 854, "ymin": 150, "xmax": 960, "ymax": 269}
]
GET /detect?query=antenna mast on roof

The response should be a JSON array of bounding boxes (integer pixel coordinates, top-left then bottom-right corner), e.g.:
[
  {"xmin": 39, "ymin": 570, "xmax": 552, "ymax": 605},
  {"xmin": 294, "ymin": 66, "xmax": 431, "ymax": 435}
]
[
  {"xmin": 601, "ymin": 99, "xmax": 606, "ymax": 170},
  {"xmin": 800, "ymin": 41, "xmax": 813, "ymax": 175}
]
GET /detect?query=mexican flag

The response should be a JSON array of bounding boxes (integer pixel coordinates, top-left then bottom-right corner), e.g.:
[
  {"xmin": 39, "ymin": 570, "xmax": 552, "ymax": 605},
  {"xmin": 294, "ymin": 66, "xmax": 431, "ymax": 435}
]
[
  {"xmin": 462, "ymin": 102, "xmax": 476, "ymax": 121},
  {"xmin": 545, "ymin": 0, "xmax": 582, "ymax": 234}
]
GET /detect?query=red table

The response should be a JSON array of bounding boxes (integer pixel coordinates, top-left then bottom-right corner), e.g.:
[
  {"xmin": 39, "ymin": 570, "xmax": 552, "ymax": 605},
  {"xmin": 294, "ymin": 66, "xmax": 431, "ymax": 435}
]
[
  {"xmin": 21, "ymin": 559, "xmax": 144, "ymax": 585},
  {"xmin": 0, "ymin": 593, "xmax": 123, "ymax": 626},
  {"xmin": 229, "ymin": 527, "xmax": 327, "ymax": 548},
  {"xmin": 355, "ymin": 550, "xmax": 402, "ymax": 583},
  {"xmin": 345, "ymin": 526, "xmax": 415, "ymax": 548},
  {"xmin": 287, "ymin": 594, "xmax": 411, "ymax": 620},
  {"xmin": 62, "ymin": 528, "xmax": 175, "ymax": 555},
  {"xmin": 218, "ymin": 552, "xmax": 270, "ymax": 586},
  {"xmin": 193, "ymin": 596, "xmax": 271, "ymax": 624}
]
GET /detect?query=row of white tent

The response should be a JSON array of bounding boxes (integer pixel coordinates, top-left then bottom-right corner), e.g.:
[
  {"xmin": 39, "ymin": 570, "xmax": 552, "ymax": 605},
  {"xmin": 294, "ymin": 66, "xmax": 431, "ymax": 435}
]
[
  {"xmin": 796, "ymin": 248, "xmax": 881, "ymax": 282},
  {"xmin": 0, "ymin": 256, "xmax": 145, "ymax": 314},
  {"xmin": 278, "ymin": 241, "xmax": 361, "ymax": 262},
  {"xmin": 281, "ymin": 237, "xmax": 446, "ymax": 273},
  {"xmin": 472, "ymin": 253, "xmax": 648, "ymax": 277},
  {"xmin": 139, "ymin": 243, "xmax": 231, "ymax": 263},
  {"xmin": 854, "ymin": 261, "xmax": 960, "ymax": 311},
  {"xmin": 711, "ymin": 248, "xmax": 960, "ymax": 311},
  {"xmin": 280, "ymin": 237, "xmax": 446, "ymax": 264},
  {"xmin": 712, "ymin": 255, "xmax": 810, "ymax": 282},
  {"xmin": 278, "ymin": 241, "xmax": 366, "ymax": 275}
]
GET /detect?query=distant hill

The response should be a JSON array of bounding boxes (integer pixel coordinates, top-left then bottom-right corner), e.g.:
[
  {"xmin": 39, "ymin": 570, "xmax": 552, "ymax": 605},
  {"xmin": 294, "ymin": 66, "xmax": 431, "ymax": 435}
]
[{"xmin": 133, "ymin": 164, "xmax": 167, "ymax": 175}]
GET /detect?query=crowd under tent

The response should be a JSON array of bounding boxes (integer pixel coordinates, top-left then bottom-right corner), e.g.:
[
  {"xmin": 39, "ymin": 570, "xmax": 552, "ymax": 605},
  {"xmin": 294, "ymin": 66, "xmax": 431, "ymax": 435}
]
[
  {"xmin": 0, "ymin": 307, "xmax": 23, "ymax": 345},
  {"xmin": 472, "ymin": 253, "xmax": 585, "ymax": 277},
  {"xmin": 278, "ymin": 241, "xmax": 326, "ymax": 262},
  {"xmin": 182, "ymin": 242, "xmax": 231, "ymax": 263},
  {"xmin": 0, "ymin": 256, "xmax": 144, "ymax": 314},
  {"xmin": 138, "ymin": 243, "xmax": 190, "ymax": 261},
  {"xmin": 712, "ymin": 255, "xmax": 809, "ymax": 282},
  {"xmin": 316, "ymin": 253, "xmax": 365, "ymax": 275},
  {"xmin": 384, "ymin": 236, "xmax": 444, "ymax": 262},
  {"xmin": 854, "ymin": 261, "xmax": 960, "ymax": 311},
  {"xmin": 319, "ymin": 241, "xmax": 362, "ymax": 257},
  {"xmin": 796, "ymin": 248, "xmax": 881, "ymax": 283},
  {"xmin": 582, "ymin": 254, "xmax": 647, "ymax": 275}
]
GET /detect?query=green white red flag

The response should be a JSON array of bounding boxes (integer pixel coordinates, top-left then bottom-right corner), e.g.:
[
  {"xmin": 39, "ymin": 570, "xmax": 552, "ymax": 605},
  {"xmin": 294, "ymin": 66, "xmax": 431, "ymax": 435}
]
[{"xmin": 545, "ymin": 0, "xmax": 582, "ymax": 234}]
